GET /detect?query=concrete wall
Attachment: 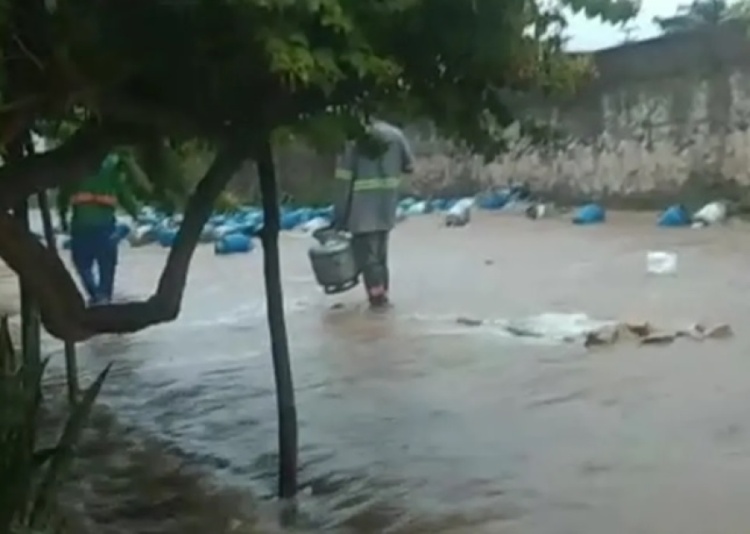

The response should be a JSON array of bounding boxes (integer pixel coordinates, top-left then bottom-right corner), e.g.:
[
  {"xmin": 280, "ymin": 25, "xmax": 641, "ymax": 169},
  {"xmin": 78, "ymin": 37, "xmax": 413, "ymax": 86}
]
[
  {"xmin": 229, "ymin": 144, "xmax": 335, "ymax": 206},
  {"xmin": 411, "ymin": 23, "xmax": 750, "ymax": 208},
  {"xmin": 257, "ymin": 24, "xmax": 750, "ymax": 208}
]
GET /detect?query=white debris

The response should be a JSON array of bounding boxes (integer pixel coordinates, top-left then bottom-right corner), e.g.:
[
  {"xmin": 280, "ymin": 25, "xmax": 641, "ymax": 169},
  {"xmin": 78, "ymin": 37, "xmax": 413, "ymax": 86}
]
[
  {"xmin": 298, "ymin": 217, "xmax": 330, "ymax": 233},
  {"xmin": 128, "ymin": 225, "xmax": 156, "ymax": 247},
  {"xmin": 692, "ymin": 201, "xmax": 727, "ymax": 227},
  {"xmin": 525, "ymin": 202, "xmax": 548, "ymax": 220},
  {"xmin": 445, "ymin": 198, "xmax": 473, "ymax": 227},
  {"xmin": 406, "ymin": 201, "xmax": 427, "ymax": 216},
  {"xmin": 646, "ymin": 251, "xmax": 678, "ymax": 275}
]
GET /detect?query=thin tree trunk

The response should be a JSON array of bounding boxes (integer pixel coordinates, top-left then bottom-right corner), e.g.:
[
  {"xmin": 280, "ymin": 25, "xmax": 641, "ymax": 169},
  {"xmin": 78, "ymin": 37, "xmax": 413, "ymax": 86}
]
[
  {"xmin": 7, "ymin": 138, "xmax": 41, "ymax": 369},
  {"xmin": 38, "ymin": 190, "xmax": 79, "ymax": 404},
  {"xmin": 12, "ymin": 200, "xmax": 41, "ymax": 368},
  {"xmin": 257, "ymin": 134, "xmax": 298, "ymax": 499},
  {"xmin": 0, "ymin": 316, "xmax": 16, "ymax": 375}
]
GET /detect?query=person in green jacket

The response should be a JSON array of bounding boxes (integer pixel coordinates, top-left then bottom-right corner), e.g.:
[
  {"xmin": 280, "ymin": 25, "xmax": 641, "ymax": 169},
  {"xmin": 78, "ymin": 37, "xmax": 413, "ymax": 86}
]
[{"xmin": 58, "ymin": 153, "xmax": 140, "ymax": 306}]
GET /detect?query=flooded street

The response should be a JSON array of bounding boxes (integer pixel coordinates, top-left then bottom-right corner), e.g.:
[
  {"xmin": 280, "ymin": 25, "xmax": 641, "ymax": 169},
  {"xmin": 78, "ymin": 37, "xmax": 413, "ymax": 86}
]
[{"xmin": 43, "ymin": 211, "xmax": 750, "ymax": 533}]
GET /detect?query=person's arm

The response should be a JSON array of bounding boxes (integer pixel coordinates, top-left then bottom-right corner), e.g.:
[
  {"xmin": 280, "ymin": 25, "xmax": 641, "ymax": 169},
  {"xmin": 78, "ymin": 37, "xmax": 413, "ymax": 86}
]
[
  {"xmin": 398, "ymin": 131, "xmax": 415, "ymax": 174},
  {"xmin": 114, "ymin": 167, "xmax": 141, "ymax": 220},
  {"xmin": 332, "ymin": 142, "xmax": 355, "ymax": 229}
]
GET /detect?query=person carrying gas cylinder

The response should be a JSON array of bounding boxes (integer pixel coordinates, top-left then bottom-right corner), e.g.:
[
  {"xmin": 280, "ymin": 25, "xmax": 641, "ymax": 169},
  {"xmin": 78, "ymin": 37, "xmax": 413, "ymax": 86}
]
[
  {"xmin": 57, "ymin": 153, "xmax": 140, "ymax": 306},
  {"xmin": 332, "ymin": 119, "xmax": 415, "ymax": 309}
]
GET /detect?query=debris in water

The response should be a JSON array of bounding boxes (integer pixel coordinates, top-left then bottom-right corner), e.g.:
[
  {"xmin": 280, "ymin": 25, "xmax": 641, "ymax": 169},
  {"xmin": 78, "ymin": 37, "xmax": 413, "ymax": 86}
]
[
  {"xmin": 692, "ymin": 200, "xmax": 728, "ymax": 227},
  {"xmin": 676, "ymin": 322, "xmax": 733, "ymax": 340},
  {"xmin": 452, "ymin": 312, "xmax": 732, "ymax": 349},
  {"xmin": 646, "ymin": 251, "xmax": 677, "ymax": 275},
  {"xmin": 584, "ymin": 324, "xmax": 621, "ymax": 347},
  {"xmin": 624, "ymin": 321, "xmax": 652, "ymax": 337},
  {"xmin": 640, "ymin": 332, "xmax": 677, "ymax": 345},
  {"xmin": 505, "ymin": 324, "xmax": 545, "ymax": 338},
  {"xmin": 444, "ymin": 198, "xmax": 473, "ymax": 227},
  {"xmin": 584, "ymin": 330, "xmax": 617, "ymax": 348},
  {"xmin": 456, "ymin": 316, "xmax": 483, "ymax": 327},
  {"xmin": 705, "ymin": 323, "xmax": 733, "ymax": 339}
]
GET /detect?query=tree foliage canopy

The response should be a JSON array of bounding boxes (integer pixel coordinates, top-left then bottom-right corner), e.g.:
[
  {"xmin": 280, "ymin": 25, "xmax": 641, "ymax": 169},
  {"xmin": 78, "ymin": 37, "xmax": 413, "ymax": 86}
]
[
  {"xmin": 0, "ymin": 0, "xmax": 638, "ymax": 341},
  {"xmin": 654, "ymin": 0, "xmax": 750, "ymax": 33},
  {"xmin": 2, "ymin": 0, "xmax": 637, "ymax": 153}
]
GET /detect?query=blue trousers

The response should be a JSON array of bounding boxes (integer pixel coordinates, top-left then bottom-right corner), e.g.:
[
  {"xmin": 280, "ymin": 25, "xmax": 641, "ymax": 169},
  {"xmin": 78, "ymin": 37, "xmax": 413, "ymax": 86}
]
[{"xmin": 70, "ymin": 222, "xmax": 118, "ymax": 304}]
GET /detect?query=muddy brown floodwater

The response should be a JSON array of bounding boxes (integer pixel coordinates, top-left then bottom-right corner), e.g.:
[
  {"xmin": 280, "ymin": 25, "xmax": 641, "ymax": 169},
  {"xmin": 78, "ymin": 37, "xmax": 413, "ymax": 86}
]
[{"xmin": 40, "ymin": 210, "xmax": 750, "ymax": 533}]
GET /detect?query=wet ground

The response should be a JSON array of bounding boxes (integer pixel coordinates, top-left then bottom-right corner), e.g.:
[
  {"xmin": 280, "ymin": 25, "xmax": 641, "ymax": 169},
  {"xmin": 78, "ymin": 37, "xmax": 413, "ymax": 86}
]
[
  {"xmin": 41, "ymin": 401, "xmax": 277, "ymax": 534},
  {"xmin": 41, "ymin": 211, "xmax": 750, "ymax": 533}
]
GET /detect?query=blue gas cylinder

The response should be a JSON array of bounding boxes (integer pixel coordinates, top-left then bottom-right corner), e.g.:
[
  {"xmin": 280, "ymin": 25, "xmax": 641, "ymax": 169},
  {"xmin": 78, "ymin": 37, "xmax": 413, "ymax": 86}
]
[
  {"xmin": 657, "ymin": 204, "xmax": 691, "ymax": 227},
  {"xmin": 476, "ymin": 190, "xmax": 510, "ymax": 210},
  {"xmin": 113, "ymin": 222, "xmax": 131, "ymax": 242},
  {"xmin": 214, "ymin": 233, "xmax": 254, "ymax": 255},
  {"xmin": 157, "ymin": 227, "xmax": 178, "ymax": 247},
  {"xmin": 572, "ymin": 203, "xmax": 606, "ymax": 225},
  {"xmin": 280, "ymin": 211, "xmax": 301, "ymax": 230}
]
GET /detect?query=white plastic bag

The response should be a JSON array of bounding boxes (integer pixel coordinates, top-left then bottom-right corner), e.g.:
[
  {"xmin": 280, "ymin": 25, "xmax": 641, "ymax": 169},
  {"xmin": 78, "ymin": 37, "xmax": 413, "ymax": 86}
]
[
  {"xmin": 647, "ymin": 251, "xmax": 677, "ymax": 275},
  {"xmin": 128, "ymin": 225, "xmax": 156, "ymax": 247},
  {"xmin": 692, "ymin": 201, "xmax": 727, "ymax": 227}
]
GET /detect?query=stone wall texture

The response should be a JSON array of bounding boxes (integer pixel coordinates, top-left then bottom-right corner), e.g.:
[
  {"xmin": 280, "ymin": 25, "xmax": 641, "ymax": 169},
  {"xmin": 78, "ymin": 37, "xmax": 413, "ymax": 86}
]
[{"xmin": 257, "ymin": 24, "xmax": 750, "ymax": 208}]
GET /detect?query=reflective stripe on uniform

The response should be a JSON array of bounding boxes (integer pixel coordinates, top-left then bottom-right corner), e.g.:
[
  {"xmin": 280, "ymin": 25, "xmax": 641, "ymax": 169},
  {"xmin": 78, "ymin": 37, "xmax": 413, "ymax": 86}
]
[
  {"xmin": 351, "ymin": 177, "xmax": 400, "ymax": 191},
  {"xmin": 71, "ymin": 192, "xmax": 117, "ymax": 206},
  {"xmin": 334, "ymin": 169, "xmax": 400, "ymax": 191}
]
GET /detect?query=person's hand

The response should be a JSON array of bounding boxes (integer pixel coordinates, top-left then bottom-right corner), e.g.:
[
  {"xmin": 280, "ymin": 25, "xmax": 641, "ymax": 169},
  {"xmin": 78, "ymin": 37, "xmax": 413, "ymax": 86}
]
[
  {"xmin": 312, "ymin": 226, "xmax": 332, "ymax": 244},
  {"xmin": 330, "ymin": 215, "xmax": 345, "ymax": 231}
]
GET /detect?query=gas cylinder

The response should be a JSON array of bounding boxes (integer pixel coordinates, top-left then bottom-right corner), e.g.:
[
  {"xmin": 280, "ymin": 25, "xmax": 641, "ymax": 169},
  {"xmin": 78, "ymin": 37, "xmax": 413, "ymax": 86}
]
[{"xmin": 308, "ymin": 229, "xmax": 359, "ymax": 294}]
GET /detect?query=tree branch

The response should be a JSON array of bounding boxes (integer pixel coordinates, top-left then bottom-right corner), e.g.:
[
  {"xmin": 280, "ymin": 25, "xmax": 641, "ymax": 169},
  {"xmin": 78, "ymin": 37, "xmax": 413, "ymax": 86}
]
[
  {"xmin": 78, "ymin": 139, "xmax": 249, "ymax": 335},
  {"xmin": 0, "ymin": 136, "xmax": 249, "ymax": 341},
  {"xmin": 0, "ymin": 213, "xmax": 89, "ymax": 340},
  {"xmin": 0, "ymin": 97, "xmax": 42, "ymax": 147},
  {"xmin": 0, "ymin": 121, "xmax": 145, "ymax": 209}
]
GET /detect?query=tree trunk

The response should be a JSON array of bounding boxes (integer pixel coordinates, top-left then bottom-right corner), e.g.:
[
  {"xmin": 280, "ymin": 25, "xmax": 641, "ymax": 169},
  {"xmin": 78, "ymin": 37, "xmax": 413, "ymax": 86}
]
[
  {"xmin": 38, "ymin": 190, "xmax": 79, "ymax": 404},
  {"xmin": 0, "ymin": 317, "xmax": 17, "ymax": 375},
  {"xmin": 7, "ymin": 137, "xmax": 41, "ymax": 369},
  {"xmin": 257, "ymin": 134, "xmax": 298, "ymax": 499},
  {"xmin": 12, "ymin": 199, "xmax": 41, "ymax": 369}
]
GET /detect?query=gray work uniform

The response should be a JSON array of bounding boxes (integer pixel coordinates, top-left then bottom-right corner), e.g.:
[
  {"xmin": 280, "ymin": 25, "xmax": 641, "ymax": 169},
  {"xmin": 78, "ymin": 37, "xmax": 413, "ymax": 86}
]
[{"xmin": 333, "ymin": 120, "xmax": 415, "ymax": 301}]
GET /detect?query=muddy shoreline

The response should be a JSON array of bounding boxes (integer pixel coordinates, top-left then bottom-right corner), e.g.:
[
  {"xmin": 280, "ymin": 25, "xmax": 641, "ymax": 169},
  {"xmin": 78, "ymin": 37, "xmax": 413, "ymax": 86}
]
[{"xmin": 40, "ymin": 395, "xmax": 282, "ymax": 534}]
